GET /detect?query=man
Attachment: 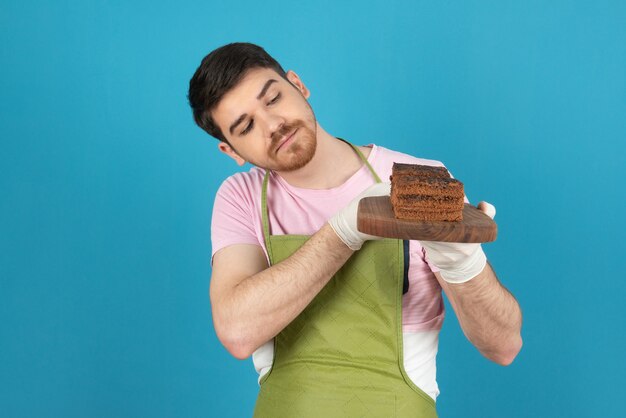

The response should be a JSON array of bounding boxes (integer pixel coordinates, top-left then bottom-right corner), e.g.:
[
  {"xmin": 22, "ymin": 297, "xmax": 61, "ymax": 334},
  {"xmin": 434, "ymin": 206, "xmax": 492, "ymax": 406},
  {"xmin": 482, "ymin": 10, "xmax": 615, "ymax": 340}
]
[{"xmin": 188, "ymin": 42, "xmax": 522, "ymax": 417}]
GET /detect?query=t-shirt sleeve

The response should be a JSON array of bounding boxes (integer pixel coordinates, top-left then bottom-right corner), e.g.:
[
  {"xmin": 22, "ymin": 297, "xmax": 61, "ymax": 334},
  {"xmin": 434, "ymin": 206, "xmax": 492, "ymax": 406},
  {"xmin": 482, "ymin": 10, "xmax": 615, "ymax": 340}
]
[{"xmin": 211, "ymin": 176, "xmax": 261, "ymax": 264}]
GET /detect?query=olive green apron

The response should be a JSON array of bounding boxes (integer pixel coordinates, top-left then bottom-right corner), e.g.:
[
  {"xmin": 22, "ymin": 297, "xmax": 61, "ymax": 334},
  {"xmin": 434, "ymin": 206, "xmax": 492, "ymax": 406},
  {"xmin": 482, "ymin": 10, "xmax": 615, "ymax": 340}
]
[{"xmin": 253, "ymin": 143, "xmax": 437, "ymax": 417}]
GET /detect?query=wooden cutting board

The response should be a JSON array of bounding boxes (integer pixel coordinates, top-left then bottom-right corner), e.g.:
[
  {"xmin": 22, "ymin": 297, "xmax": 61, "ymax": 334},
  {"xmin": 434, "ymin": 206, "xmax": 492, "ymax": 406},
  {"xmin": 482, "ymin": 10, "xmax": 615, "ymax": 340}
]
[{"xmin": 357, "ymin": 196, "xmax": 497, "ymax": 243}]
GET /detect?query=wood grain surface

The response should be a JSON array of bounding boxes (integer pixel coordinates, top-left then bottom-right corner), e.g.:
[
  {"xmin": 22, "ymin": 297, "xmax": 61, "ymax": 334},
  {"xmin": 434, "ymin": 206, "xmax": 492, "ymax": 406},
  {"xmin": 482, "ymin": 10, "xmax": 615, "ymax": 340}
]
[{"xmin": 357, "ymin": 196, "xmax": 497, "ymax": 243}]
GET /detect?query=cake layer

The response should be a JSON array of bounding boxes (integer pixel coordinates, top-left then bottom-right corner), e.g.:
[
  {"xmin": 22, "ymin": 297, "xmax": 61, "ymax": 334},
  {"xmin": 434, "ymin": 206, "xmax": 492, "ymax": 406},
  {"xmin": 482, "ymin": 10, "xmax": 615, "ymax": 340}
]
[
  {"xmin": 392, "ymin": 163, "xmax": 450, "ymax": 179},
  {"xmin": 390, "ymin": 194, "xmax": 465, "ymax": 211},
  {"xmin": 391, "ymin": 176, "xmax": 464, "ymax": 198}
]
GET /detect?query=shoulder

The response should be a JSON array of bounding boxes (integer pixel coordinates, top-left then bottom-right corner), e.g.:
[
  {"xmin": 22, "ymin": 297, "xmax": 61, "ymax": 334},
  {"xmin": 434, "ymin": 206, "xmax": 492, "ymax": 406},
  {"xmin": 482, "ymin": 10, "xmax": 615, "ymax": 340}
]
[
  {"xmin": 211, "ymin": 167, "xmax": 265, "ymax": 255},
  {"xmin": 216, "ymin": 166, "xmax": 266, "ymax": 202},
  {"xmin": 372, "ymin": 144, "xmax": 445, "ymax": 167},
  {"xmin": 369, "ymin": 144, "xmax": 446, "ymax": 176}
]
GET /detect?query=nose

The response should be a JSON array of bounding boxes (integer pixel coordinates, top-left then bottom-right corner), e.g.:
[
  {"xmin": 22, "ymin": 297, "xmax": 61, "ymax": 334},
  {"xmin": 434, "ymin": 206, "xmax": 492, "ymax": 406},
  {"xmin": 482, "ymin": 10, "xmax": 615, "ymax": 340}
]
[{"xmin": 263, "ymin": 111, "xmax": 286, "ymax": 140}]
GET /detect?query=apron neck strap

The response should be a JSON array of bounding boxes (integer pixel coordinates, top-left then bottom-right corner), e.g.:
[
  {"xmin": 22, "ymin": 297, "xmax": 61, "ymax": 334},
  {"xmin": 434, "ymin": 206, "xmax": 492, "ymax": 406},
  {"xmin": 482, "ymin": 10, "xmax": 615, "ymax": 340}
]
[
  {"xmin": 261, "ymin": 171, "xmax": 274, "ymax": 261},
  {"xmin": 337, "ymin": 137, "xmax": 382, "ymax": 183}
]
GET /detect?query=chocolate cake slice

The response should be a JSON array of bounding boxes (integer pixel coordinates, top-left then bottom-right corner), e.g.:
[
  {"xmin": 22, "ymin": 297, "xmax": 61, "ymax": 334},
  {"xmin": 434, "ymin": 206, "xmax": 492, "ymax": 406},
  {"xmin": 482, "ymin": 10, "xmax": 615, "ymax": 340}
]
[{"xmin": 390, "ymin": 163, "xmax": 465, "ymax": 221}]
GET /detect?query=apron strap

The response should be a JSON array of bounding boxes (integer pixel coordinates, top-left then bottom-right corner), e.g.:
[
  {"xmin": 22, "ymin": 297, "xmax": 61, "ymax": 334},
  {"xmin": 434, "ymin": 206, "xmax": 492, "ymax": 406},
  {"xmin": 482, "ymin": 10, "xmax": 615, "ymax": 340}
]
[
  {"xmin": 337, "ymin": 137, "xmax": 383, "ymax": 183},
  {"xmin": 261, "ymin": 170, "xmax": 274, "ymax": 262}
]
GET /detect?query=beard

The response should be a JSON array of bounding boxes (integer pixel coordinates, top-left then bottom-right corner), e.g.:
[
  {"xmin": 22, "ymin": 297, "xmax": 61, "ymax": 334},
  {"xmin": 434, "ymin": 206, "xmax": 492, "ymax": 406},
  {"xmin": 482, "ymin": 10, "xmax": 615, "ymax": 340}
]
[{"xmin": 265, "ymin": 116, "xmax": 317, "ymax": 172}]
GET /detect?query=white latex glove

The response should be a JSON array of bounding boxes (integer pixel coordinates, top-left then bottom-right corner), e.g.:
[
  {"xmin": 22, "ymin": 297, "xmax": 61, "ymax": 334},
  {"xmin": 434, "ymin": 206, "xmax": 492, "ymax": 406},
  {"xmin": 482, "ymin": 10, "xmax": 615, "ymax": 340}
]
[
  {"xmin": 421, "ymin": 201, "xmax": 496, "ymax": 284},
  {"xmin": 328, "ymin": 182, "xmax": 391, "ymax": 250}
]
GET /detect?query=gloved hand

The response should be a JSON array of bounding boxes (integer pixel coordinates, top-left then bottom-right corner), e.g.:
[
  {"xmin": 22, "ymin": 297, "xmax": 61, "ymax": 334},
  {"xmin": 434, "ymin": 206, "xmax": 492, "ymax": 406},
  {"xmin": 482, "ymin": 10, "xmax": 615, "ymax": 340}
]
[
  {"xmin": 421, "ymin": 201, "xmax": 496, "ymax": 283},
  {"xmin": 328, "ymin": 182, "xmax": 391, "ymax": 250}
]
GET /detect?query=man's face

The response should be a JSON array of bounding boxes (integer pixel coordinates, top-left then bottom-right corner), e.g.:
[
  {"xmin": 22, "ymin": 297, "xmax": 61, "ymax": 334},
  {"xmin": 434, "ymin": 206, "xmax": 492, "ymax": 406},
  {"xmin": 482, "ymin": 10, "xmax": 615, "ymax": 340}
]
[{"xmin": 212, "ymin": 67, "xmax": 318, "ymax": 172}]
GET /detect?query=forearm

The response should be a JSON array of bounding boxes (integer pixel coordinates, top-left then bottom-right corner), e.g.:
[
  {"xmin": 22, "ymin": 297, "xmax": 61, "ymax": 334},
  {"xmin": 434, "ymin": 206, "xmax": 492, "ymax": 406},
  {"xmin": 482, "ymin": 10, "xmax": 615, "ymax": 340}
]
[
  {"xmin": 437, "ymin": 262, "xmax": 523, "ymax": 365},
  {"xmin": 219, "ymin": 223, "xmax": 353, "ymax": 358}
]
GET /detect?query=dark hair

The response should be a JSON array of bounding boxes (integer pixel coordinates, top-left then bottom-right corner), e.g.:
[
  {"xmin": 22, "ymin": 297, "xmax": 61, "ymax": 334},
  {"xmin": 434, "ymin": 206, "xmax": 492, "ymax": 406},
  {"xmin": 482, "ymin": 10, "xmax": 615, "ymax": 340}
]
[{"xmin": 187, "ymin": 42, "xmax": 288, "ymax": 143}]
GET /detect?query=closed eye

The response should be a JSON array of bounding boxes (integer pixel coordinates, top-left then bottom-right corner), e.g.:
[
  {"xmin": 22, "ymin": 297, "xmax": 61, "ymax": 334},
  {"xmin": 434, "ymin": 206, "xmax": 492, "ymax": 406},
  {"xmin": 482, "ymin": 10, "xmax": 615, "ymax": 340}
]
[
  {"xmin": 241, "ymin": 121, "xmax": 253, "ymax": 135},
  {"xmin": 268, "ymin": 93, "xmax": 281, "ymax": 104}
]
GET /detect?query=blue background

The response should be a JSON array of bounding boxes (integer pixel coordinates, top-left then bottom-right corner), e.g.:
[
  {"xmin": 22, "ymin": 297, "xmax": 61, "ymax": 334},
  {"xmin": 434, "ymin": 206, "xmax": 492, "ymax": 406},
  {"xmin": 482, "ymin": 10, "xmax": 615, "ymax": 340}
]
[{"xmin": 1, "ymin": 1, "xmax": 625, "ymax": 417}]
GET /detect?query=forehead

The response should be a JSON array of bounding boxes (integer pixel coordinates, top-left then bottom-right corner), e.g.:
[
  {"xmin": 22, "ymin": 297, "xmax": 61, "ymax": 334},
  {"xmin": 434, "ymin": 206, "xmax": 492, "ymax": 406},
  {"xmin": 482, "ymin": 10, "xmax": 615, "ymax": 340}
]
[{"xmin": 213, "ymin": 68, "xmax": 282, "ymax": 117}]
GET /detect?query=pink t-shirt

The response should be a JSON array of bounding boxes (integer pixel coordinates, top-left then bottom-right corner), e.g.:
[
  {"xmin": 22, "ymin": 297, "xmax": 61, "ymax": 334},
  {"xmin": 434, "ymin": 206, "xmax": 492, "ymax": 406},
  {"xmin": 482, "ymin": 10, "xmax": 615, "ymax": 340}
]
[{"xmin": 211, "ymin": 144, "xmax": 450, "ymax": 333}]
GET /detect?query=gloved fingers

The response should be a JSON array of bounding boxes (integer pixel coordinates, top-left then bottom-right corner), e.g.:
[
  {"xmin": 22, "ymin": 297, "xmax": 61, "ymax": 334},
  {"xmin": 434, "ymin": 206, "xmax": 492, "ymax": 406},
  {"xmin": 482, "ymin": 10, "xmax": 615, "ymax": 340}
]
[
  {"xmin": 421, "ymin": 240, "xmax": 480, "ymax": 258},
  {"xmin": 329, "ymin": 183, "xmax": 390, "ymax": 250},
  {"xmin": 477, "ymin": 201, "xmax": 496, "ymax": 219},
  {"xmin": 420, "ymin": 240, "xmax": 487, "ymax": 283}
]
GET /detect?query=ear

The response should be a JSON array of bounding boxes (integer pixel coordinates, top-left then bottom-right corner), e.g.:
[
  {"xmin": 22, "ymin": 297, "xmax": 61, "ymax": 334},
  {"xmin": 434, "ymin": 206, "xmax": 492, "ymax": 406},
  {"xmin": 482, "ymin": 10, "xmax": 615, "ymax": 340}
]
[
  {"xmin": 218, "ymin": 142, "xmax": 246, "ymax": 166},
  {"xmin": 286, "ymin": 70, "xmax": 310, "ymax": 99}
]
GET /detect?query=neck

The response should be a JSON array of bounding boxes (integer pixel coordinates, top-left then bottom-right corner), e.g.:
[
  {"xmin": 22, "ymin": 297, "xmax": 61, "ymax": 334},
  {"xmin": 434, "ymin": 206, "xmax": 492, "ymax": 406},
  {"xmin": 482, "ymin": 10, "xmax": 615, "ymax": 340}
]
[{"xmin": 276, "ymin": 123, "xmax": 371, "ymax": 189}]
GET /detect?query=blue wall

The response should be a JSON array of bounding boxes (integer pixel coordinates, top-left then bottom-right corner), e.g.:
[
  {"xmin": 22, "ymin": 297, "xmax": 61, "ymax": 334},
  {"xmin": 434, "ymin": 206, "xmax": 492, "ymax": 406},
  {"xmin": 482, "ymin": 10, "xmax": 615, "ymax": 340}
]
[{"xmin": 1, "ymin": 1, "xmax": 624, "ymax": 417}]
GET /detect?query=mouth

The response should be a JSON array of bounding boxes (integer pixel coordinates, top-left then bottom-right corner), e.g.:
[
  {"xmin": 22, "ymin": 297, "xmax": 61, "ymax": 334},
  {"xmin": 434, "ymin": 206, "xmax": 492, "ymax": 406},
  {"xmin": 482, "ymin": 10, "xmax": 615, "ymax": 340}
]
[{"xmin": 276, "ymin": 129, "xmax": 298, "ymax": 153}]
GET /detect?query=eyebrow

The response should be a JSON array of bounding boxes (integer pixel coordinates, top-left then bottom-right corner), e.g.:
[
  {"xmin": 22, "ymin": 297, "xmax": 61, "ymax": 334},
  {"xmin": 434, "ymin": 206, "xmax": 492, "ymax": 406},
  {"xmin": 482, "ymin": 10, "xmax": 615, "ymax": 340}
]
[{"xmin": 228, "ymin": 79, "xmax": 278, "ymax": 135}]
